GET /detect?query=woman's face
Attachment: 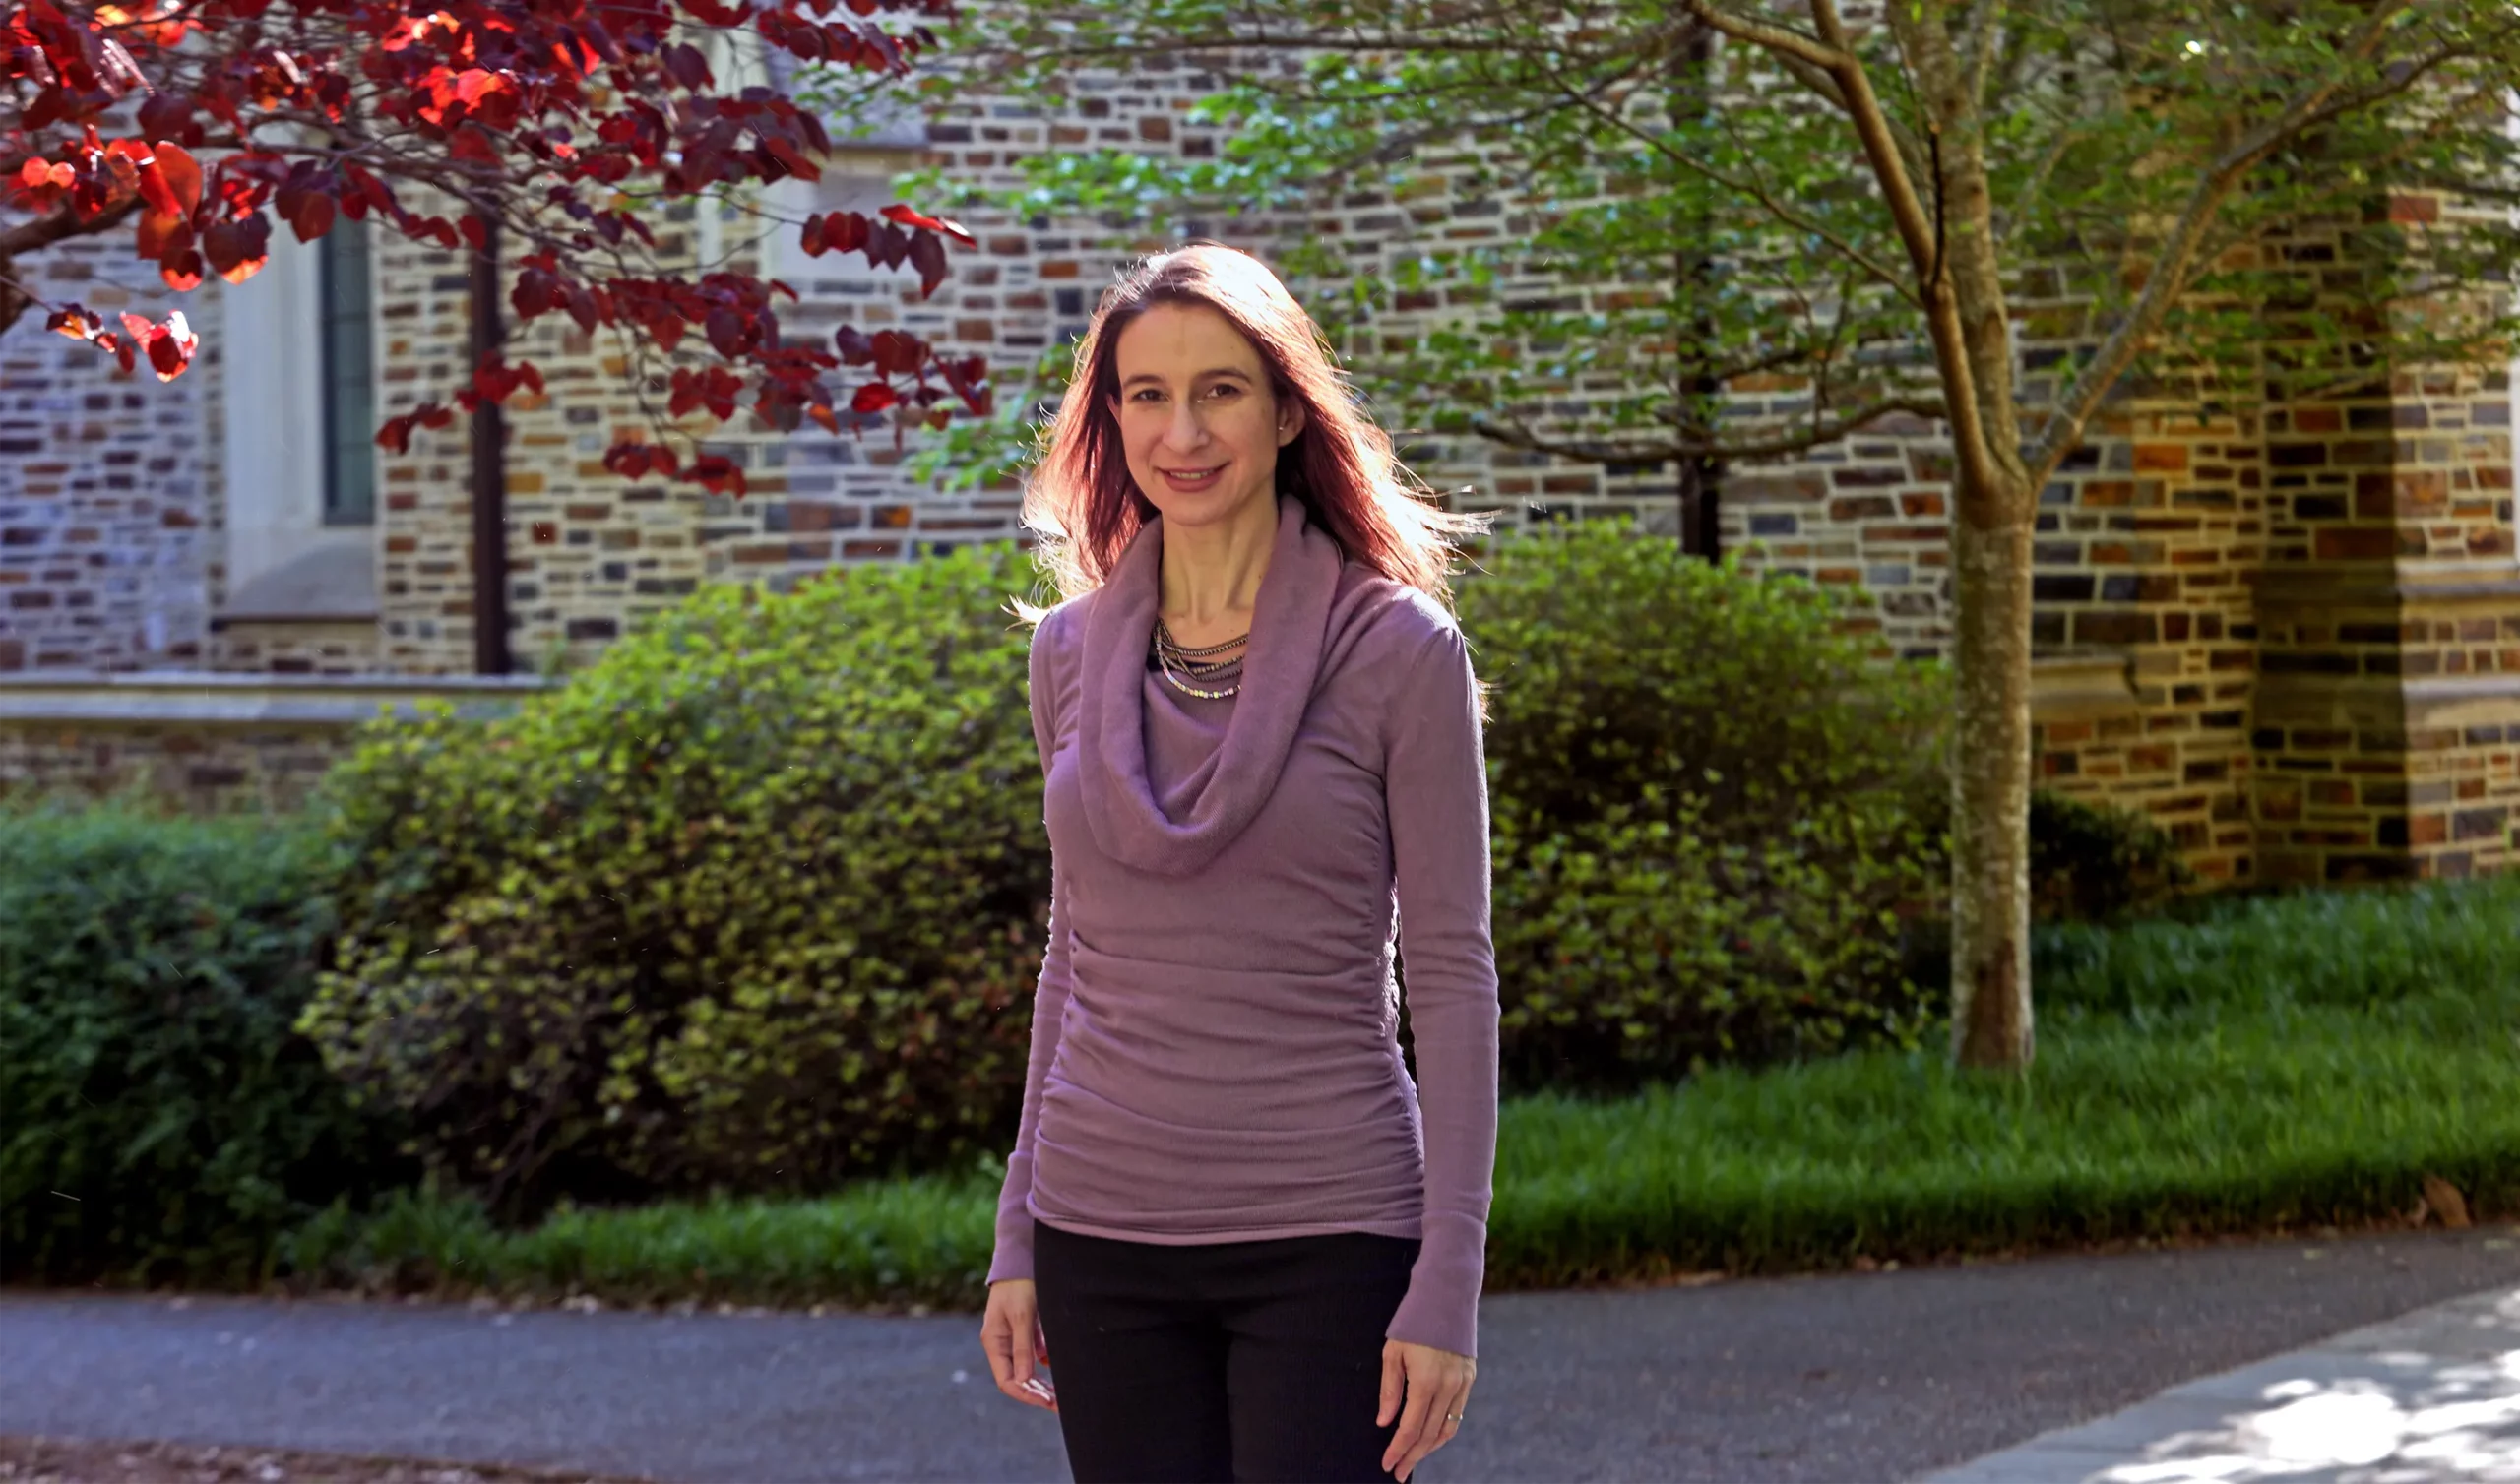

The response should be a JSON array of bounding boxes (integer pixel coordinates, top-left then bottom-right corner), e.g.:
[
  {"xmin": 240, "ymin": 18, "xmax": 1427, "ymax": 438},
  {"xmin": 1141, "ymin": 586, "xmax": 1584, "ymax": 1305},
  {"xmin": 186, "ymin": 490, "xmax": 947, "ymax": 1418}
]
[{"xmin": 1107, "ymin": 301, "xmax": 1305, "ymax": 532}]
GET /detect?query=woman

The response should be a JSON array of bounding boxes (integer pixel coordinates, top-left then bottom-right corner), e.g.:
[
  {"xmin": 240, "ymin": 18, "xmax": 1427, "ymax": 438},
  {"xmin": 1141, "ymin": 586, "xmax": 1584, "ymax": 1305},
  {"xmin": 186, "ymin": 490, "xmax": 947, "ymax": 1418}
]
[{"xmin": 976, "ymin": 242, "xmax": 1500, "ymax": 1484}]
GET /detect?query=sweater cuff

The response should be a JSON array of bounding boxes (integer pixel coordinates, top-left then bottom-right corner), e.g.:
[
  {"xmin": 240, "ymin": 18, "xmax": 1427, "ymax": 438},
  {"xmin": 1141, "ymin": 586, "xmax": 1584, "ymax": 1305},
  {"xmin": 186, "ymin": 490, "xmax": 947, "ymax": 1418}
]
[
  {"xmin": 1383, "ymin": 1210, "xmax": 1486, "ymax": 1358},
  {"xmin": 986, "ymin": 1153, "xmax": 1038, "ymax": 1285}
]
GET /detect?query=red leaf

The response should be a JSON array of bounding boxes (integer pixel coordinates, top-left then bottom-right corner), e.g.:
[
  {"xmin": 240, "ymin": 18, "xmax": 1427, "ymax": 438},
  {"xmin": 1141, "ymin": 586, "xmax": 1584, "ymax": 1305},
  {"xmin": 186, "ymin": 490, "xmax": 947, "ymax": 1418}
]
[
  {"xmin": 145, "ymin": 311, "xmax": 198, "ymax": 382},
  {"xmin": 880, "ymin": 202, "xmax": 976, "ymax": 247},
  {"xmin": 288, "ymin": 192, "xmax": 336, "ymax": 243},
  {"xmin": 153, "ymin": 144, "xmax": 201, "ymax": 212},
  {"xmin": 870, "ymin": 329, "xmax": 924, "ymax": 376},
  {"xmin": 134, "ymin": 158, "xmax": 180, "ymax": 217},
  {"xmin": 450, "ymin": 125, "xmax": 500, "ymax": 166},
  {"xmin": 203, "ymin": 215, "xmax": 271, "ymax": 285},
  {"xmin": 909, "ymin": 231, "xmax": 947, "ymax": 299},
  {"xmin": 823, "ymin": 211, "xmax": 869, "ymax": 256},
  {"xmin": 159, "ymin": 250, "xmax": 204, "ymax": 292},
  {"xmin": 687, "ymin": 455, "xmax": 745, "ymax": 496},
  {"xmin": 676, "ymin": 0, "xmax": 754, "ymax": 24},
  {"xmin": 138, "ymin": 207, "xmax": 184, "ymax": 259},
  {"xmin": 851, "ymin": 382, "xmax": 897, "ymax": 414},
  {"xmin": 139, "ymin": 93, "xmax": 196, "ymax": 145},
  {"xmin": 511, "ymin": 268, "xmax": 558, "ymax": 320},
  {"xmin": 762, "ymin": 136, "xmax": 821, "ymax": 184},
  {"xmin": 663, "ymin": 44, "xmax": 713, "ymax": 91}
]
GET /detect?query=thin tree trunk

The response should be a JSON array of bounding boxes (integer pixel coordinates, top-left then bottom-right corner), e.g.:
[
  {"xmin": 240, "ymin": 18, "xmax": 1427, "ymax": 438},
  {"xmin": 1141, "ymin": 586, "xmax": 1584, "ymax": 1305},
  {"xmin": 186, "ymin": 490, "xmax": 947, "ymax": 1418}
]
[
  {"xmin": 470, "ymin": 220, "xmax": 514, "ymax": 677},
  {"xmin": 0, "ymin": 257, "xmax": 30, "ymax": 340},
  {"xmin": 1948, "ymin": 472, "xmax": 2035, "ymax": 1068}
]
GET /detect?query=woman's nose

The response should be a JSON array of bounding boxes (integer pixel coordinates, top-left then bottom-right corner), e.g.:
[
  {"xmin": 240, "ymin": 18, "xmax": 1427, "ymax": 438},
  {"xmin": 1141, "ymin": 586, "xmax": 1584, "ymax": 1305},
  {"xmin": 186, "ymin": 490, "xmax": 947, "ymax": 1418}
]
[{"xmin": 1162, "ymin": 400, "xmax": 1209, "ymax": 451}]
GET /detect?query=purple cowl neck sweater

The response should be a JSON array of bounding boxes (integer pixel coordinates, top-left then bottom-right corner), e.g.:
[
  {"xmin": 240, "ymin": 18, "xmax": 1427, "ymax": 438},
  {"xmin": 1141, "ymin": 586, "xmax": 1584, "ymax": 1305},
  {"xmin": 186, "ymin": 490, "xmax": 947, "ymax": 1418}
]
[{"xmin": 985, "ymin": 495, "xmax": 1500, "ymax": 1359}]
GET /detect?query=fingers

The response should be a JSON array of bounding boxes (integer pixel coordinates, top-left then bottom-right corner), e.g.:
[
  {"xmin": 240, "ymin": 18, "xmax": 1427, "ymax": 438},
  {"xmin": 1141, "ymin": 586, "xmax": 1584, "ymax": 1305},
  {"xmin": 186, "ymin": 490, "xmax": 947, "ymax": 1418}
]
[
  {"xmin": 1378, "ymin": 1356, "xmax": 1442, "ymax": 1479},
  {"xmin": 980, "ymin": 1284, "xmax": 1058, "ymax": 1412},
  {"xmin": 1378, "ymin": 1348, "xmax": 1475, "ymax": 1484},
  {"xmin": 980, "ymin": 1308, "xmax": 1017, "ymax": 1391},
  {"xmin": 1376, "ymin": 1342, "xmax": 1406, "ymax": 1428},
  {"xmin": 1391, "ymin": 1374, "xmax": 1469, "ymax": 1482}
]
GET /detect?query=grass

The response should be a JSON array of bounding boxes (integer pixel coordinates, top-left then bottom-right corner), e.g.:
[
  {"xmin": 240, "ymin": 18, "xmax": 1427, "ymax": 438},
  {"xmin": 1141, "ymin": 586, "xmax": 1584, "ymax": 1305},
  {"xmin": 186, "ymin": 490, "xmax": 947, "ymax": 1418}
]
[{"xmin": 283, "ymin": 876, "xmax": 2520, "ymax": 1311}]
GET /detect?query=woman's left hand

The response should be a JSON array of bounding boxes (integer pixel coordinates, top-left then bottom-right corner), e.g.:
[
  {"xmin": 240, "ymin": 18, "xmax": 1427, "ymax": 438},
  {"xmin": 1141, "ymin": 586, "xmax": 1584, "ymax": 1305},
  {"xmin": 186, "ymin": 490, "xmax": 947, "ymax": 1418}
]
[{"xmin": 1377, "ymin": 1337, "xmax": 1476, "ymax": 1481}]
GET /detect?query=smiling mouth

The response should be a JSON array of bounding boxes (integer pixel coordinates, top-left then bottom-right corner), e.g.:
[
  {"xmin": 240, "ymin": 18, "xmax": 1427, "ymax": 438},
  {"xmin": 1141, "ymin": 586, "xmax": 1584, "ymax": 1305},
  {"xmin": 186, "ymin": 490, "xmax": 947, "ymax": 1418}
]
[{"xmin": 1160, "ymin": 464, "xmax": 1227, "ymax": 484}]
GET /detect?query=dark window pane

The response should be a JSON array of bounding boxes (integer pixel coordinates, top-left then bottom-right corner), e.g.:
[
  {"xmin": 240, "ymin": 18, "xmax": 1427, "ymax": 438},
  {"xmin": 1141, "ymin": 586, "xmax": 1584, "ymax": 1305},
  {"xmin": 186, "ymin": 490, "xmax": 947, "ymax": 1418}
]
[{"xmin": 320, "ymin": 221, "xmax": 377, "ymax": 526}]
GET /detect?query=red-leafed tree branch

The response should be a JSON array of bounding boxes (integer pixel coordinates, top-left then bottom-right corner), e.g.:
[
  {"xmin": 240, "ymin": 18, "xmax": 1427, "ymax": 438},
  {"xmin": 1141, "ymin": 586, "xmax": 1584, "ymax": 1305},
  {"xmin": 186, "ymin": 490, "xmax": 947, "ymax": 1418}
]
[{"xmin": 0, "ymin": 0, "xmax": 992, "ymax": 495}]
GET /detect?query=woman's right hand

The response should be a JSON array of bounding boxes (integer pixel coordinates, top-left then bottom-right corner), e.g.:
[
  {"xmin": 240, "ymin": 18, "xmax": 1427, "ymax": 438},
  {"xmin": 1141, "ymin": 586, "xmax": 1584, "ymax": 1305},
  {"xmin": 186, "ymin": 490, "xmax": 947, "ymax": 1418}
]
[{"xmin": 980, "ymin": 1278, "xmax": 1058, "ymax": 1412}]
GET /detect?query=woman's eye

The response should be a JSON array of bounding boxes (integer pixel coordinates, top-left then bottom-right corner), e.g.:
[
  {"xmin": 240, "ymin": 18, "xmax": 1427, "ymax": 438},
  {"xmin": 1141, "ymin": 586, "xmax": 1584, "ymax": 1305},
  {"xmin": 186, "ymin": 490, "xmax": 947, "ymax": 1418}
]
[{"xmin": 1206, "ymin": 383, "xmax": 1242, "ymax": 400}]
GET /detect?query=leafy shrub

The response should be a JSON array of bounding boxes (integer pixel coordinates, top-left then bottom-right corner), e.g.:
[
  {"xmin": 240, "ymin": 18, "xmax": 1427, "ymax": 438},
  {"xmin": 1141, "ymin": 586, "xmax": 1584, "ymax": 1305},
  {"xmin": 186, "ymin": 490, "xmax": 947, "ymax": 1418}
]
[
  {"xmin": 298, "ymin": 545, "xmax": 1051, "ymax": 1216},
  {"xmin": 2029, "ymin": 789, "xmax": 2195, "ymax": 923},
  {"xmin": 0, "ymin": 800, "xmax": 405, "ymax": 1284},
  {"xmin": 1459, "ymin": 521, "xmax": 1949, "ymax": 1091}
]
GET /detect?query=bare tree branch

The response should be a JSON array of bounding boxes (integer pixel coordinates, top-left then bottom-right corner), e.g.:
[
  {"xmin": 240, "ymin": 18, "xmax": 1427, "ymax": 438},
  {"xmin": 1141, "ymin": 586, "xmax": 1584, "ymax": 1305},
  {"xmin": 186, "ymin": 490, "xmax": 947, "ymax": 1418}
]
[
  {"xmin": 2026, "ymin": 0, "xmax": 2445, "ymax": 484},
  {"xmin": 1752, "ymin": 0, "xmax": 2005, "ymax": 508},
  {"xmin": 1471, "ymin": 393, "xmax": 1946, "ymax": 464},
  {"xmin": 1674, "ymin": 0, "xmax": 1846, "ymax": 72},
  {"xmin": 1532, "ymin": 54, "xmax": 1922, "ymax": 305},
  {"xmin": 1960, "ymin": 0, "xmax": 2009, "ymax": 111},
  {"xmin": 0, "ymin": 198, "xmax": 142, "ymax": 260}
]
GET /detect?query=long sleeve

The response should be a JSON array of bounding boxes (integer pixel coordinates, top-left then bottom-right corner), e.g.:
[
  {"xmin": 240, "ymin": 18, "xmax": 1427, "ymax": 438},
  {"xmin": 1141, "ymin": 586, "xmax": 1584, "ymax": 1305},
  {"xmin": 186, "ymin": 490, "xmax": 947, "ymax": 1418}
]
[
  {"xmin": 1378, "ymin": 621, "xmax": 1500, "ymax": 1359},
  {"xmin": 985, "ymin": 611, "xmax": 1078, "ymax": 1287}
]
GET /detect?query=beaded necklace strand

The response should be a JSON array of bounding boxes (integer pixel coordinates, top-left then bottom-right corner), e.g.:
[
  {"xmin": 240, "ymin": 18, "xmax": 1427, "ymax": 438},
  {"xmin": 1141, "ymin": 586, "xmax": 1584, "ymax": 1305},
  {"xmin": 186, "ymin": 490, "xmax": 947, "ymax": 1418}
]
[{"xmin": 1150, "ymin": 617, "xmax": 1249, "ymax": 700}]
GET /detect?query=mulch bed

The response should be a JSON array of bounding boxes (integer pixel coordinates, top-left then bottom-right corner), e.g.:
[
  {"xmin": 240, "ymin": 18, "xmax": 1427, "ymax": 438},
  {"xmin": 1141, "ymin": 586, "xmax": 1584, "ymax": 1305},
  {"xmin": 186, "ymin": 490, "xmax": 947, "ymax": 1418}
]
[{"xmin": 0, "ymin": 1438, "xmax": 641, "ymax": 1484}]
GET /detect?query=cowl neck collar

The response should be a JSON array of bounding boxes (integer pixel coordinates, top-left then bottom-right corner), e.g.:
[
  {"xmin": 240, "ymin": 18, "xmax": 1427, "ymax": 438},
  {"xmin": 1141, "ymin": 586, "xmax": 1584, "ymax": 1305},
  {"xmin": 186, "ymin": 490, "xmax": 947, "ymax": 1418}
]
[{"xmin": 1076, "ymin": 495, "xmax": 1342, "ymax": 876}]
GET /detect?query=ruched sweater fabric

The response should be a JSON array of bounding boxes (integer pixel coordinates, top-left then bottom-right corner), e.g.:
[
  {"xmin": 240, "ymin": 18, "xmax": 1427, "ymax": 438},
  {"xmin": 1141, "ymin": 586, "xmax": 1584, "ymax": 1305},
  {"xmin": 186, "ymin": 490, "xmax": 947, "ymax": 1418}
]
[{"xmin": 985, "ymin": 496, "xmax": 1501, "ymax": 1359}]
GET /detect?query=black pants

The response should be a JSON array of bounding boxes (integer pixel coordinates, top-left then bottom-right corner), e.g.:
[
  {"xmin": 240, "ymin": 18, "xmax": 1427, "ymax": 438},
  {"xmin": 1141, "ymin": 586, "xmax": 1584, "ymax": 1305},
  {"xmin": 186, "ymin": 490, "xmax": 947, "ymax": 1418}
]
[{"xmin": 1032, "ymin": 1220, "xmax": 1422, "ymax": 1484}]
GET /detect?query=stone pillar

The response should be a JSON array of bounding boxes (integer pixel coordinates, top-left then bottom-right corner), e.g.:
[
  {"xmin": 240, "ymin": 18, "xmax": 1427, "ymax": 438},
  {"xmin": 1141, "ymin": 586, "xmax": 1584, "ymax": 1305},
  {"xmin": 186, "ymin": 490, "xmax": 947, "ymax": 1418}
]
[{"xmin": 2251, "ymin": 357, "xmax": 2518, "ymax": 884}]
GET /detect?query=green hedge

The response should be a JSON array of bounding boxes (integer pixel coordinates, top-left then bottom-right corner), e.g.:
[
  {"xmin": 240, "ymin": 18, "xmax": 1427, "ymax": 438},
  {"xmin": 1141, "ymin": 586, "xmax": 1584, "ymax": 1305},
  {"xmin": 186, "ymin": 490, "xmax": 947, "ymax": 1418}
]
[
  {"xmin": 298, "ymin": 545, "xmax": 1050, "ymax": 1217},
  {"xmin": 286, "ymin": 875, "xmax": 2520, "ymax": 1308},
  {"xmin": 0, "ymin": 800, "xmax": 406, "ymax": 1284},
  {"xmin": 1462, "ymin": 523, "xmax": 1949, "ymax": 1090}
]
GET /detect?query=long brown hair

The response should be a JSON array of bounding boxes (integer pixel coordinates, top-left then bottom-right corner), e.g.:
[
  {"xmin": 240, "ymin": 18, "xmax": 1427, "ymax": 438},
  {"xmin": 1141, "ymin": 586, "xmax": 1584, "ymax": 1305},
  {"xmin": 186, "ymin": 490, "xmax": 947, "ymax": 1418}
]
[{"xmin": 1022, "ymin": 242, "xmax": 1483, "ymax": 605}]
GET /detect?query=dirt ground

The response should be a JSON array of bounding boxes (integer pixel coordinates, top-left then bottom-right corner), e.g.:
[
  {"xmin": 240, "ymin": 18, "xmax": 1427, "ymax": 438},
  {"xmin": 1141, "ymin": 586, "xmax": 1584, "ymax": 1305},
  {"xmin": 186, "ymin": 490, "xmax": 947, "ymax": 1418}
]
[{"xmin": 0, "ymin": 1438, "xmax": 639, "ymax": 1484}]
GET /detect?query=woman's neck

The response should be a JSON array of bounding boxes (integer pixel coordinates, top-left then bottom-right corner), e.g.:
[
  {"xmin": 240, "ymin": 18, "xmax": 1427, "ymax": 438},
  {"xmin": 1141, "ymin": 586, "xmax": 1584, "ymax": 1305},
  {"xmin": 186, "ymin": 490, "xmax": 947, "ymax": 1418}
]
[{"xmin": 1158, "ymin": 492, "xmax": 1279, "ymax": 646}]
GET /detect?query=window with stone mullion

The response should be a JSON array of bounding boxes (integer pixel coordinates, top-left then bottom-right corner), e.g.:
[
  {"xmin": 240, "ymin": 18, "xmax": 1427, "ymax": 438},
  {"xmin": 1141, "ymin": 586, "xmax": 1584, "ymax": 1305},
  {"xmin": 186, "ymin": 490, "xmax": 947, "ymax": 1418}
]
[{"xmin": 319, "ymin": 216, "xmax": 377, "ymax": 527}]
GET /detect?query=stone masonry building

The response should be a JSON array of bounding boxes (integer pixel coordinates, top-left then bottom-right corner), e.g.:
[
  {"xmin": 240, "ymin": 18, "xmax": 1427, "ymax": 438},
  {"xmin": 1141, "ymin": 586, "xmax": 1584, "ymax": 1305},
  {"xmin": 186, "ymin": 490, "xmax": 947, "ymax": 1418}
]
[{"xmin": 4, "ymin": 47, "xmax": 2519, "ymax": 892}]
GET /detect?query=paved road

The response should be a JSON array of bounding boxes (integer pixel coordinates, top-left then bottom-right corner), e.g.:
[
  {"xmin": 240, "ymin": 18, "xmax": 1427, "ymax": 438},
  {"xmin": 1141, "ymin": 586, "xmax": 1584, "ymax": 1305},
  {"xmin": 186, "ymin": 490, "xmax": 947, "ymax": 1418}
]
[
  {"xmin": 6, "ymin": 1227, "xmax": 2519, "ymax": 1483},
  {"xmin": 1925, "ymin": 1279, "xmax": 2520, "ymax": 1483}
]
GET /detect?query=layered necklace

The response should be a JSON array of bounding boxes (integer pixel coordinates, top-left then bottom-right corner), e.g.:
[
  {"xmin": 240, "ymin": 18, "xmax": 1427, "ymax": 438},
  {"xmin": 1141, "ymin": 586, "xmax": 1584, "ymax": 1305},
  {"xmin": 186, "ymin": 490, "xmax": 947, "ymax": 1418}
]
[{"xmin": 1149, "ymin": 617, "xmax": 1249, "ymax": 700}]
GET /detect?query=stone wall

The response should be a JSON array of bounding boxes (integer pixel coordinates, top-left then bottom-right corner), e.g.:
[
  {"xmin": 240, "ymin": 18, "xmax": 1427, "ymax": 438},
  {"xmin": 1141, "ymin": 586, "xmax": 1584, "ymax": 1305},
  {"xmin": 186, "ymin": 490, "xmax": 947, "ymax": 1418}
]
[
  {"xmin": 0, "ymin": 671, "xmax": 546, "ymax": 815},
  {"xmin": 5, "ymin": 47, "xmax": 2519, "ymax": 890},
  {"xmin": 0, "ymin": 233, "xmax": 220, "ymax": 673}
]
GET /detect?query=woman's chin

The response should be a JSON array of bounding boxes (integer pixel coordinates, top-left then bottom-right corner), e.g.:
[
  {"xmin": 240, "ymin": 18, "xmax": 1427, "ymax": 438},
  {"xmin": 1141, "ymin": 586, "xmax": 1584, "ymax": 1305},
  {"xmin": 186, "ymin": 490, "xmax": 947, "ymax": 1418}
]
[{"xmin": 1148, "ymin": 479, "xmax": 1276, "ymax": 529}]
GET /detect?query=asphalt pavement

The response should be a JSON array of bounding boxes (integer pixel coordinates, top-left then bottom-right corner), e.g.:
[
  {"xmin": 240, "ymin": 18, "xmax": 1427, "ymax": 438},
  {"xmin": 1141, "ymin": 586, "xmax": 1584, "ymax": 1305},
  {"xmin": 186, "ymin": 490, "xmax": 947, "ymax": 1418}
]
[{"xmin": 6, "ymin": 1226, "xmax": 2520, "ymax": 1483}]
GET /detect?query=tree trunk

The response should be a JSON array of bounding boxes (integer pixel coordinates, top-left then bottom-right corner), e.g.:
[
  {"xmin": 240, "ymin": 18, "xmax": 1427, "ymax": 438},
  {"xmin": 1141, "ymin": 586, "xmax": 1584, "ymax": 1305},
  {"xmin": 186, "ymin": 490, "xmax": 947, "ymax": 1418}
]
[
  {"xmin": 0, "ymin": 256, "xmax": 29, "ymax": 340},
  {"xmin": 1948, "ymin": 472, "xmax": 2036, "ymax": 1069},
  {"xmin": 470, "ymin": 220, "xmax": 514, "ymax": 677}
]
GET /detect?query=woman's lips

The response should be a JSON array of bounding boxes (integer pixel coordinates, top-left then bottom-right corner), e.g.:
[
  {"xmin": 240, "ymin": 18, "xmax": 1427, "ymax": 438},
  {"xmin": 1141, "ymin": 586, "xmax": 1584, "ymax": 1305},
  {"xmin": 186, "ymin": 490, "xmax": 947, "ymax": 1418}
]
[{"xmin": 1160, "ymin": 464, "xmax": 1226, "ymax": 491}]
